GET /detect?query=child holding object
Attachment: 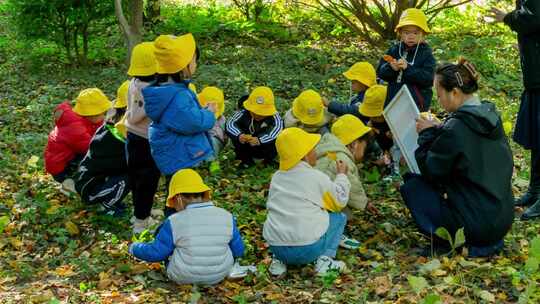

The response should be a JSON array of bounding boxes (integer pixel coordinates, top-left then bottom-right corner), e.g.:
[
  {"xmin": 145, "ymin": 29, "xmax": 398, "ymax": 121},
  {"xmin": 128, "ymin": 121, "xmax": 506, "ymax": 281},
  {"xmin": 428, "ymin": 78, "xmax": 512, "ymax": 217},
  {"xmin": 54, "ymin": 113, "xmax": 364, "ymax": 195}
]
[
  {"xmin": 263, "ymin": 128, "xmax": 351, "ymax": 276},
  {"xmin": 129, "ymin": 169, "xmax": 246, "ymax": 285},
  {"xmin": 198, "ymin": 86, "xmax": 228, "ymax": 173},
  {"xmin": 284, "ymin": 89, "xmax": 334, "ymax": 135}
]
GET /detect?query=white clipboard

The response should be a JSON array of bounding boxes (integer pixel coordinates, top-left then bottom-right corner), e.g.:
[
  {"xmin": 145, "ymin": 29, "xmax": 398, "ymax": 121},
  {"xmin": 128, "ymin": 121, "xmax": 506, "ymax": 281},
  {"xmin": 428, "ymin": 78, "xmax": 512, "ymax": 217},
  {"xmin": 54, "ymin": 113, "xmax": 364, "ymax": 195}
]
[{"xmin": 382, "ymin": 86, "xmax": 421, "ymax": 174}]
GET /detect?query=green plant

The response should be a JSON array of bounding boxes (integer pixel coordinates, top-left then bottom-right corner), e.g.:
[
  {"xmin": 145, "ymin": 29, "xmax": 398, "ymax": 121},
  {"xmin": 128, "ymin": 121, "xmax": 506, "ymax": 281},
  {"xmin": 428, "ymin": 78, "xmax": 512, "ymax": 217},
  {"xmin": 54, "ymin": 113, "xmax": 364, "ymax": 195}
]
[{"xmin": 435, "ymin": 227, "xmax": 466, "ymax": 255}]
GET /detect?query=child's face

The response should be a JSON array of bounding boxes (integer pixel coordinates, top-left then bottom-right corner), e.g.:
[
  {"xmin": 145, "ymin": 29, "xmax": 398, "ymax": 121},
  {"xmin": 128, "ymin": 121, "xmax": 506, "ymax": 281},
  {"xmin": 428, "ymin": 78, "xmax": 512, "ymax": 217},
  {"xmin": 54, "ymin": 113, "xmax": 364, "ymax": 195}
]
[
  {"xmin": 250, "ymin": 112, "xmax": 266, "ymax": 121},
  {"xmin": 435, "ymin": 75, "xmax": 460, "ymax": 113},
  {"xmin": 85, "ymin": 112, "xmax": 106, "ymax": 124},
  {"xmin": 303, "ymin": 149, "xmax": 317, "ymax": 166},
  {"xmin": 349, "ymin": 139, "xmax": 368, "ymax": 163},
  {"xmin": 399, "ymin": 25, "xmax": 424, "ymax": 47},
  {"xmin": 351, "ymin": 80, "xmax": 368, "ymax": 93}
]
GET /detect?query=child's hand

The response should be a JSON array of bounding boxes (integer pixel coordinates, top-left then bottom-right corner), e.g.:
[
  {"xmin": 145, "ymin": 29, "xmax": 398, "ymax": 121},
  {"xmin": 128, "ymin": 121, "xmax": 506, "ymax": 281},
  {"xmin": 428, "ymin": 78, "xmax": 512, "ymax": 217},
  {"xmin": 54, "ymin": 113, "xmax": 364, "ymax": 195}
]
[
  {"xmin": 397, "ymin": 59, "xmax": 408, "ymax": 70},
  {"xmin": 488, "ymin": 7, "xmax": 507, "ymax": 23},
  {"xmin": 248, "ymin": 137, "xmax": 260, "ymax": 146},
  {"xmin": 389, "ymin": 60, "xmax": 400, "ymax": 71},
  {"xmin": 239, "ymin": 134, "xmax": 251, "ymax": 144},
  {"xmin": 336, "ymin": 160, "xmax": 348, "ymax": 175},
  {"xmin": 322, "ymin": 97, "xmax": 330, "ymax": 107},
  {"xmin": 416, "ymin": 116, "xmax": 440, "ymax": 133}
]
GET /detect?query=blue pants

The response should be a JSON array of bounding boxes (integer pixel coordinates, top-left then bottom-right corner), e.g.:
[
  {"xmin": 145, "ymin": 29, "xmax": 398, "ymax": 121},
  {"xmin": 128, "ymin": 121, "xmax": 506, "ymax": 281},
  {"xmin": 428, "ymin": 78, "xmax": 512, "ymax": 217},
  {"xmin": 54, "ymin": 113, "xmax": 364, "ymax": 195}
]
[{"xmin": 270, "ymin": 212, "xmax": 346, "ymax": 265}]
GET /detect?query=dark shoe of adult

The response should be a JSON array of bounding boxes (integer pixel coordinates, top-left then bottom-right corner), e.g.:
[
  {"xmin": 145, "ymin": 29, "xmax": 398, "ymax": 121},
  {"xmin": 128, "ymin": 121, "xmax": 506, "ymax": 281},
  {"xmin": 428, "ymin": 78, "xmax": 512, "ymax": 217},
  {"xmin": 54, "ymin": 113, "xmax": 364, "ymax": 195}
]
[
  {"xmin": 515, "ymin": 191, "xmax": 537, "ymax": 207},
  {"xmin": 521, "ymin": 199, "xmax": 540, "ymax": 220}
]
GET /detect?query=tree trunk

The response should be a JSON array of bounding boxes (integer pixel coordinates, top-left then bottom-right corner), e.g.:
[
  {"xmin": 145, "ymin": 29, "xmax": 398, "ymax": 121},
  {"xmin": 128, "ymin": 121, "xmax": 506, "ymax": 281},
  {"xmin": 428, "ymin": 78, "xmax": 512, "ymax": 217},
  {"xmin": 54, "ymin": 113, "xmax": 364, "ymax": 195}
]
[
  {"xmin": 115, "ymin": 0, "xmax": 143, "ymax": 63},
  {"xmin": 82, "ymin": 24, "xmax": 89, "ymax": 66}
]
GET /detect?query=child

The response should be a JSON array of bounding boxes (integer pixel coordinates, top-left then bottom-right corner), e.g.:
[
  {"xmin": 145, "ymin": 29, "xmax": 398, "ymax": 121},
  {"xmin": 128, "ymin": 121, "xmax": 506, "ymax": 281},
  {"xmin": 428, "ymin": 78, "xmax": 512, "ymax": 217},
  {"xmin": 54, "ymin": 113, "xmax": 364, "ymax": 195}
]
[
  {"xmin": 124, "ymin": 42, "xmax": 161, "ymax": 234},
  {"xmin": 129, "ymin": 169, "xmax": 245, "ymax": 285},
  {"xmin": 401, "ymin": 59, "xmax": 513, "ymax": 257},
  {"xmin": 198, "ymin": 86, "xmax": 228, "ymax": 173},
  {"xmin": 74, "ymin": 100, "xmax": 130, "ymax": 217},
  {"xmin": 143, "ymin": 34, "xmax": 216, "ymax": 176},
  {"xmin": 324, "ymin": 61, "xmax": 377, "ymax": 121},
  {"xmin": 263, "ymin": 127, "xmax": 351, "ymax": 276},
  {"xmin": 358, "ymin": 85, "xmax": 393, "ymax": 152},
  {"xmin": 226, "ymin": 86, "xmax": 283, "ymax": 167},
  {"xmin": 111, "ymin": 80, "xmax": 129, "ymax": 137},
  {"xmin": 315, "ymin": 114, "xmax": 371, "ymax": 249},
  {"xmin": 284, "ymin": 89, "xmax": 334, "ymax": 134},
  {"xmin": 376, "ymin": 8, "xmax": 436, "ymax": 111},
  {"xmin": 44, "ymin": 88, "xmax": 111, "ymax": 194}
]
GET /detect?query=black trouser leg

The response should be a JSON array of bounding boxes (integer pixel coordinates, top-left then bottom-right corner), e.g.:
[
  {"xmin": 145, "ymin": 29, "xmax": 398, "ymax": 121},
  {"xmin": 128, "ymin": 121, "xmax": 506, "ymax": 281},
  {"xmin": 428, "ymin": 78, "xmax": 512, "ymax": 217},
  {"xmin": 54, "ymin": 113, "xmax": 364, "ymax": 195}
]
[
  {"xmin": 253, "ymin": 141, "xmax": 277, "ymax": 165},
  {"xmin": 231, "ymin": 138, "xmax": 255, "ymax": 166},
  {"xmin": 516, "ymin": 149, "xmax": 540, "ymax": 207},
  {"xmin": 127, "ymin": 133, "xmax": 161, "ymax": 220}
]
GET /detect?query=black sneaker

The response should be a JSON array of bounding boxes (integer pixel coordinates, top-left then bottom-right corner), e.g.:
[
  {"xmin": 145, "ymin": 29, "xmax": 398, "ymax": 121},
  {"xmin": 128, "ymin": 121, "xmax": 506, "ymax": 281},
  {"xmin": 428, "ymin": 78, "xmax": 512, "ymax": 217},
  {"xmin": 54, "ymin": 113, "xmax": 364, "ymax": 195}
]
[
  {"xmin": 515, "ymin": 191, "xmax": 537, "ymax": 207},
  {"xmin": 521, "ymin": 199, "xmax": 540, "ymax": 220}
]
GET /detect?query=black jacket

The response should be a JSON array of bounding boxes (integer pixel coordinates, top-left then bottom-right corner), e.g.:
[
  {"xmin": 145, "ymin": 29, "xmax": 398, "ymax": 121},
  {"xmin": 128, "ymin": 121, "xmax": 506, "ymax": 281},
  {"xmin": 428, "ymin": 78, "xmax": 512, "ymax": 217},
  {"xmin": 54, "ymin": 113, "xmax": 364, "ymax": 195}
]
[
  {"xmin": 504, "ymin": 0, "xmax": 540, "ymax": 90},
  {"xmin": 377, "ymin": 42, "xmax": 436, "ymax": 111},
  {"xmin": 75, "ymin": 124, "xmax": 128, "ymax": 196},
  {"xmin": 415, "ymin": 101, "xmax": 514, "ymax": 246},
  {"xmin": 225, "ymin": 109, "xmax": 283, "ymax": 144}
]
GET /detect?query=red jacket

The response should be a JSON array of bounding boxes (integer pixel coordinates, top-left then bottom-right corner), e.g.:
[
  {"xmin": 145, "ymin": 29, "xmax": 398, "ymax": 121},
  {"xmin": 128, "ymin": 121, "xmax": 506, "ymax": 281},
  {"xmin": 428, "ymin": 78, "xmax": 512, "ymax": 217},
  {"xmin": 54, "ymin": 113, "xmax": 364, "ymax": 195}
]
[{"xmin": 44, "ymin": 101, "xmax": 102, "ymax": 175}]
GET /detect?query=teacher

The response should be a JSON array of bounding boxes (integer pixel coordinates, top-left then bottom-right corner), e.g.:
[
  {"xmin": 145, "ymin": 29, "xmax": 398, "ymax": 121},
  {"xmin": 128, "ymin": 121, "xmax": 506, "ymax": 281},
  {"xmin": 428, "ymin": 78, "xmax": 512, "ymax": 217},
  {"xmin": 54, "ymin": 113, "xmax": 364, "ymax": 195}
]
[{"xmin": 490, "ymin": 1, "xmax": 540, "ymax": 219}]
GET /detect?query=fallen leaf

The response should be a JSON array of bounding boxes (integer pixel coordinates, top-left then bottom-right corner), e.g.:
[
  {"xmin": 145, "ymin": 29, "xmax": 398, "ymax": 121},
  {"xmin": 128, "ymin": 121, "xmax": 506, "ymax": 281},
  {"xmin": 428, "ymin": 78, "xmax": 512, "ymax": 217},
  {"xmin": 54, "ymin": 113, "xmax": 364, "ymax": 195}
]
[
  {"xmin": 26, "ymin": 155, "xmax": 39, "ymax": 168},
  {"xmin": 64, "ymin": 221, "xmax": 79, "ymax": 236}
]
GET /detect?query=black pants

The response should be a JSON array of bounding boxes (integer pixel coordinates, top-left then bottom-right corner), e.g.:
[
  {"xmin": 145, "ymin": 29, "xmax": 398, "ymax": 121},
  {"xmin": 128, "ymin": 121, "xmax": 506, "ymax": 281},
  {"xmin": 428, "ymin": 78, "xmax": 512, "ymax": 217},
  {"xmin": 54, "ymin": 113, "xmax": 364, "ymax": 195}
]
[
  {"xmin": 231, "ymin": 138, "xmax": 277, "ymax": 166},
  {"xmin": 80, "ymin": 175, "xmax": 130, "ymax": 209},
  {"xmin": 127, "ymin": 132, "xmax": 161, "ymax": 220}
]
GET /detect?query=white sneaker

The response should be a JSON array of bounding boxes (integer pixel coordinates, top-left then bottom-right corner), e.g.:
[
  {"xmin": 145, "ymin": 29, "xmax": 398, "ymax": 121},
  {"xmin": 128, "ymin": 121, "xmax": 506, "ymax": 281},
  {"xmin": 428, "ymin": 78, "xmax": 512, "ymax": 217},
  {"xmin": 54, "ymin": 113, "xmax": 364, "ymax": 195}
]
[
  {"xmin": 132, "ymin": 217, "xmax": 159, "ymax": 234},
  {"xmin": 150, "ymin": 208, "xmax": 164, "ymax": 218},
  {"xmin": 268, "ymin": 257, "xmax": 287, "ymax": 276},
  {"xmin": 59, "ymin": 178, "xmax": 76, "ymax": 195},
  {"xmin": 315, "ymin": 256, "xmax": 346, "ymax": 275},
  {"xmin": 339, "ymin": 235, "xmax": 361, "ymax": 249}
]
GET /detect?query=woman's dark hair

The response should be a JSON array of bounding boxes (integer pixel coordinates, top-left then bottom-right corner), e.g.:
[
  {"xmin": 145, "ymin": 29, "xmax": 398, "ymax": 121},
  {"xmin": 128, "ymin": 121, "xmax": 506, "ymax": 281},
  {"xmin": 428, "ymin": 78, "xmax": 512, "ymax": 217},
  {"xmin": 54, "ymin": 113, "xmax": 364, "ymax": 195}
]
[
  {"xmin": 435, "ymin": 57, "xmax": 480, "ymax": 94},
  {"xmin": 156, "ymin": 46, "xmax": 200, "ymax": 84}
]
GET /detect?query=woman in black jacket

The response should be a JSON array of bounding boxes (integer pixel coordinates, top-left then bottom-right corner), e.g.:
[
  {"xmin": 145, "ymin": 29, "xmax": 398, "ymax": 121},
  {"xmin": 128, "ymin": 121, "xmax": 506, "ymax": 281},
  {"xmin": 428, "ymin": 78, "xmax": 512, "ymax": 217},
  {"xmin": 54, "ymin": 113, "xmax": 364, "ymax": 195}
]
[
  {"xmin": 491, "ymin": 1, "xmax": 540, "ymax": 219},
  {"xmin": 400, "ymin": 59, "xmax": 514, "ymax": 257}
]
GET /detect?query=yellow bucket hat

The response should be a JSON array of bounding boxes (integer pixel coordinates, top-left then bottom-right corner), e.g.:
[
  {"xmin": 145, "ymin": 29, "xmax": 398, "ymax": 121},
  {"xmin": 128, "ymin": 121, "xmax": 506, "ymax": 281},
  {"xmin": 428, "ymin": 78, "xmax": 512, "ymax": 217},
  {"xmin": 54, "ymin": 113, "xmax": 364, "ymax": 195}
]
[
  {"xmin": 73, "ymin": 88, "xmax": 112, "ymax": 116},
  {"xmin": 395, "ymin": 8, "xmax": 431, "ymax": 33},
  {"xmin": 189, "ymin": 83, "xmax": 197, "ymax": 94},
  {"xmin": 331, "ymin": 114, "xmax": 372, "ymax": 146},
  {"xmin": 358, "ymin": 85, "xmax": 387, "ymax": 117},
  {"xmin": 342, "ymin": 62, "xmax": 377, "ymax": 88},
  {"xmin": 167, "ymin": 169, "xmax": 211, "ymax": 206},
  {"xmin": 198, "ymin": 86, "xmax": 225, "ymax": 118},
  {"xmin": 154, "ymin": 34, "xmax": 196, "ymax": 74},
  {"xmin": 128, "ymin": 42, "xmax": 158, "ymax": 76},
  {"xmin": 114, "ymin": 80, "xmax": 130, "ymax": 109},
  {"xmin": 276, "ymin": 127, "xmax": 321, "ymax": 171},
  {"xmin": 292, "ymin": 90, "xmax": 325, "ymax": 125},
  {"xmin": 243, "ymin": 86, "xmax": 277, "ymax": 116}
]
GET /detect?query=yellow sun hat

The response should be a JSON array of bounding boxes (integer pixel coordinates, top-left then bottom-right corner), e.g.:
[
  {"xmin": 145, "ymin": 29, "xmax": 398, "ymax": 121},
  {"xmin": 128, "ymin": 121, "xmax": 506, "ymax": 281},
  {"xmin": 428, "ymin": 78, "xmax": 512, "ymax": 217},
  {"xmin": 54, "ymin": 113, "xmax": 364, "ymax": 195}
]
[
  {"xmin": 154, "ymin": 33, "xmax": 196, "ymax": 74},
  {"xmin": 114, "ymin": 80, "xmax": 130, "ymax": 109},
  {"xmin": 128, "ymin": 42, "xmax": 158, "ymax": 76},
  {"xmin": 358, "ymin": 85, "xmax": 387, "ymax": 117},
  {"xmin": 167, "ymin": 169, "xmax": 211, "ymax": 206},
  {"xmin": 198, "ymin": 86, "xmax": 225, "ymax": 118},
  {"xmin": 243, "ymin": 86, "xmax": 277, "ymax": 116},
  {"xmin": 331, "ymin": 114, "xmax": 372, "ymax": 146},
  {"xmin": 276, "ymin": 127, "xmax": 321, "ymax": 171},
  {"xmin": 395, "ymin": 8, "xmax": 431, "ymax": 34},
  {"xmin": 73, "ymin": 88, "xmax": 112, "ymax": 116},
  {"xmin": 292, "ymin": 90, "xmax": 325, "ymax": 125},
  {"xmin": 342, "ymin": 62, "xmax": 377, "ymax": 88}
]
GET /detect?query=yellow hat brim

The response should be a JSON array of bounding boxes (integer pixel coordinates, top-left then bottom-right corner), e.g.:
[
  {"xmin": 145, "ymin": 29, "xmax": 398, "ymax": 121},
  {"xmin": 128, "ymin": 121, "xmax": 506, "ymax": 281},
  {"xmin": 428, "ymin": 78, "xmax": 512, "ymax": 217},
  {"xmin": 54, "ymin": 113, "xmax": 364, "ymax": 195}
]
[
  {"xmin": 73, "ymin": 101, "xmax": 111, "ymax": 116},
  {"xmin": 395, "ymin": 21, "xmax": 430, "ymax": 34},
  {"xmin": 127, "ymin": 66, "xmax": 156, "ymax": 77},
  {"xmin": 166, "ymin": 184, "xmax": 211, "ymax": 204},
  {"xmin": 113, "ymin": 98, "xmax": 127, "ymax": 109},
  {"xmin": 358, "ymin": 103, "xmax": 382, "ymax": 118},
  {"xmin": 279, "ymin": 133, "xmax": 321, "ymax": 171},
  {"xmin": 341, "ymin": 126, "xmax": 372, "ymax": 146},
  {"xmin": 155, "ymin": 34, "xmax": 196, "ymax": 74},
  {"xmin": 243, "ymin": 101, "xmax": 277, "ymax": 116},
  {"xmin": 342, "ymin": 71, "xmax": 375, "ymax": 87}
]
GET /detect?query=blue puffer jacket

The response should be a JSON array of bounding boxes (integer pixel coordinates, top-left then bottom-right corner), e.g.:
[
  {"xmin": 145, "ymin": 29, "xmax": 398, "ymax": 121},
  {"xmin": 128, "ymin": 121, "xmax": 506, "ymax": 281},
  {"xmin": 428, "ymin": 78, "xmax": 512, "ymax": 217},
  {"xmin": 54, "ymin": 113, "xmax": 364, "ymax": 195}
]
[
  {"xmin": 377, "ymin": 42, "xmax": 436, "ymax": 112},
  {"xmin": 143, "ymin": 82, "xmax": 215, "ymax": 175}
]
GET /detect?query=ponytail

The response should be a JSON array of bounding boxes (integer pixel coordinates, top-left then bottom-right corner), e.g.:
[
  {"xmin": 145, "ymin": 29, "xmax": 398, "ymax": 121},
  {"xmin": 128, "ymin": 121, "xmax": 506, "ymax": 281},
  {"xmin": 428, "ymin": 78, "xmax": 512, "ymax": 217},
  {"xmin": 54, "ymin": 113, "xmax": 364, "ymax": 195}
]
[{"xmin": 435, "ymin": 57, "xmax": 480, "ymax": 94}]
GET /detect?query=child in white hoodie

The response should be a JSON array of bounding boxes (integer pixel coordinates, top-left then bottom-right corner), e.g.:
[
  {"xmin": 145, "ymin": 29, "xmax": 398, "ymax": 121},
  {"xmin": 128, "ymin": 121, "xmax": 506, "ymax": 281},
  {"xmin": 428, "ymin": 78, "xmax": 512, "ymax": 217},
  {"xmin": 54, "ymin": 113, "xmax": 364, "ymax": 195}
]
[{"xmin": 263, "ymin": 127, "xmax": 351, "ymax": 276}]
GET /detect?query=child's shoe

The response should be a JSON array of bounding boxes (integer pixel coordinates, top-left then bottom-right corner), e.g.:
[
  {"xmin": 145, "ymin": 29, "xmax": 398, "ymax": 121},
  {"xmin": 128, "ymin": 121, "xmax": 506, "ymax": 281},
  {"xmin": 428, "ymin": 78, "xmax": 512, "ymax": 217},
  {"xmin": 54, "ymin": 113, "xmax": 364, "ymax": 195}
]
[
  {"xmin": 339, "ymin": 235, "xmax": 360, "ymax": 249},
  {"xmin": 209, "ymin": 160, "xmax": 221, "ymax": 174},
  {"xmin": 59, "ymin": 178, "xmax": 76, "ymax": 196},
  {"xmin": 268, "ymin": 256, "xmax": 287, "ymax": 276},
  {"xmin": 132, "ymin": 216, "xmax": 159, "ymax": 234},
  {"xmin": 98, "ymin": 202, "xmax": 127, "ymax": 218},
  {"xmin": 315, "ymin": 256, "xmax": 346, "ymax": 275}
]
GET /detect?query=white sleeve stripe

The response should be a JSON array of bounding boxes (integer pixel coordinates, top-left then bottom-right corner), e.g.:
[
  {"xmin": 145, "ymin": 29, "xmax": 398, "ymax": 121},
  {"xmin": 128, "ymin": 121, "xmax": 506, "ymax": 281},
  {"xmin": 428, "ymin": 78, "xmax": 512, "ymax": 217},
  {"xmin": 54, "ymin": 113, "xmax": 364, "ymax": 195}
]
[
  {"xmin": 226, "ymin": 111, "xmax": 244, "ymax": 136},
  {"xmin": 260, "ymin": 115, "xmax": 283, "ymax": 143}
]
